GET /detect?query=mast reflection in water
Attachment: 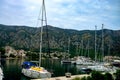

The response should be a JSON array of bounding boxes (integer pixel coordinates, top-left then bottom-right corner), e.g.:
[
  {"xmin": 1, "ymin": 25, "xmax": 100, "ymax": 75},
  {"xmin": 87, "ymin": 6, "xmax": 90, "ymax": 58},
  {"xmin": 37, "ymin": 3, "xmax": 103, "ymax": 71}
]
[{"xmin": 2, "ymin": 58, "xmax": 81, "ymax": 80}]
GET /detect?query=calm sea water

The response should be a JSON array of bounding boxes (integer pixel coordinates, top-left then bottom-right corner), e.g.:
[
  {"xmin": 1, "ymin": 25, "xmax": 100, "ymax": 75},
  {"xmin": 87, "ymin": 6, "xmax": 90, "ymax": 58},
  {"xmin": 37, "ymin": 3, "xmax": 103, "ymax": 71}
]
[{"xmin": 1, "ymin": 58, "xmax": 82, "ymax": 80}]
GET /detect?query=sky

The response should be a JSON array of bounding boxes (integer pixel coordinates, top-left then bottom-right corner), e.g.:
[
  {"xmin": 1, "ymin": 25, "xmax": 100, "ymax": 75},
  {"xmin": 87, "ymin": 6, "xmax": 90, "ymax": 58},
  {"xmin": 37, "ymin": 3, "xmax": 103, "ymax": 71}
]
[{"xmin": 0, "ymin": 0, "xmax": 120, "ymax": 30}]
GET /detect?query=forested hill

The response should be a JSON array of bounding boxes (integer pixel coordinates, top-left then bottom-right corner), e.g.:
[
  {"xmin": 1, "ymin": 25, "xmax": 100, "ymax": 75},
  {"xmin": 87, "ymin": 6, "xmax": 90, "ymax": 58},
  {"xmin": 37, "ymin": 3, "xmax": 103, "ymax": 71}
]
[{"xmin": 0, "ymin": 24, "xmax": 120, "ymax": 56}]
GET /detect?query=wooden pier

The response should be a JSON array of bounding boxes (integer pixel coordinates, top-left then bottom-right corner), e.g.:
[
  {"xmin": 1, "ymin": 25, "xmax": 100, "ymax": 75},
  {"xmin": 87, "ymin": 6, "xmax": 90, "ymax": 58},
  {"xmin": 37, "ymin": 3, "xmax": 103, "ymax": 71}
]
[{"xmin": 31, "ymin": 74, "xmax": 89, "ymax": 80}]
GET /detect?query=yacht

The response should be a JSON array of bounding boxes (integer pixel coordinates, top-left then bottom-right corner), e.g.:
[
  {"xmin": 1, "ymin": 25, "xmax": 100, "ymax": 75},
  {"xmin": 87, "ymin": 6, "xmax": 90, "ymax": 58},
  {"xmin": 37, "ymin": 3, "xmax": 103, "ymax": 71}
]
[
  {"xmin": 0, "ymin": 62, "xmax": 3, "ymax": 80},
  {"xmin": 22, "ymin": 0, "xmax": 51, "ymax": 79},
  {"xmin": 22, "ymin": 61, "xmax": 51, "ymax": 79}
]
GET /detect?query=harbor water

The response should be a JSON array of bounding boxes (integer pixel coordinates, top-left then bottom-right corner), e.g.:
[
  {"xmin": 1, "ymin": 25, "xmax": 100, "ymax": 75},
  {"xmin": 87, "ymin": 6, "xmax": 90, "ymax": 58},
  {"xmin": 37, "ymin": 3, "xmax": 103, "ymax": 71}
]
[{"xmin": 1, "ymin": 58, "xmax": 84, "ymax": 80}]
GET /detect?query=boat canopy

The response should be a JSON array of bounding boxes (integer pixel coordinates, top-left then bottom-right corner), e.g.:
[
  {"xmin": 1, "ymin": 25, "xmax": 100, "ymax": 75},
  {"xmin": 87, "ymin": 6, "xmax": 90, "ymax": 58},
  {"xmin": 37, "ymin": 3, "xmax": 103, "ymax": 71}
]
[{"xmin": 22, "ymin": 61, "xmax": 37, "ymax": 69}]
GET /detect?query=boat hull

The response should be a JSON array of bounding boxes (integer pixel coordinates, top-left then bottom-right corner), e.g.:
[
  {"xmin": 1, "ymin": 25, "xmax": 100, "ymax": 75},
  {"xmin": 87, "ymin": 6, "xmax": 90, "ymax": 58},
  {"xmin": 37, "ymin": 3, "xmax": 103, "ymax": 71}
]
[
  {"xmin": 0, "ymin": 67, "xmax": 3, "ymax": 80},
  {"xmin": 22, "ymin": 68, "xmax": 51, "ymax": 79}
]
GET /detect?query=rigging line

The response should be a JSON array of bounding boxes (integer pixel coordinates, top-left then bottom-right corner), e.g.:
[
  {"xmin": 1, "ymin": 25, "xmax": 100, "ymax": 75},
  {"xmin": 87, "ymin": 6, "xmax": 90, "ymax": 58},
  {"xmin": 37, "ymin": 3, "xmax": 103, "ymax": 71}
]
[
  {"xmin": 33, "ymin": 0, "xmax": 43, "ymax": 67},
  {"xmin": 39, "ymin": 0, "xmax": 45, "ymax": 67},
  {"xmin": 40, "ymin": 0, "xmax": 50, "ymax": 66},
  {"xmin": 43, "ymin": 0, "xmax": 50, "ymax": 57},
  {"xmin": 35, "ymin": 2, "xmax": 42, "ymax": 28},
  {"xmin": 36, "ymin": 0, "xmax": 48, "ymax": 27}
]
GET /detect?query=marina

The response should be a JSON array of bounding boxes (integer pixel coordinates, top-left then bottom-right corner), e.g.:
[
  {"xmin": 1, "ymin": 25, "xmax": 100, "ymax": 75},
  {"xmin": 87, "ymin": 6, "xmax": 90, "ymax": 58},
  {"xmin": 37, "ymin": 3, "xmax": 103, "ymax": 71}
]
[
  {"xmin": 0, "ymin": 0, "xmax": 120, "ymax": 80},
  {"xmin": 0, "ymin": 58, "xmax": 119, "ymax": 80},
  {"xmin": 0, "ymin": 58, "xmax": 88, "ymax": 80}
]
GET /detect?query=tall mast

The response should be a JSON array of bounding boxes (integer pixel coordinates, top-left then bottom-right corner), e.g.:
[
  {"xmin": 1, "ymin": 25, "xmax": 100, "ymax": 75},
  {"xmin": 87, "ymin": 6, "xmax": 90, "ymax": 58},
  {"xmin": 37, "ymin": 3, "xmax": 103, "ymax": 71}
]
[
  {"xmin": 88, "ymin": 39, "xmax": 90, "ymax": 58},
  {"xmin": 75, "ymin": 42, "xmax": 79, "ymax": 56},
  {"xmin": 102, "ymin": 24, "xmax": 104, "ymax": 62},
  {"xmin": 108, "ymin": 44, "xmax": 110, "ymax": 62},
  {"xmin": 108, "ymin": 44, "xmax": 110, "ymax": 56},
  {"xmin": 68, "ymin": 38, "xmax": 70, "ymax": 55},
  {"xmin": 81, "ymin": 40, "xmax": 83, "ymax": 56},
  {"xmin": 39, "ymin": 0, "xmax": 47, "ymax": 67},
  {"xmin": 95, "ymin": 25, "xmax": 97, "ymax": 62},
  {"xmin": 79, "ymin": 41, "xmax": 81, "ymax": 56},
  {"xmin": 87, "ymin": 33, "xmax": 90, "ymax": 58}
]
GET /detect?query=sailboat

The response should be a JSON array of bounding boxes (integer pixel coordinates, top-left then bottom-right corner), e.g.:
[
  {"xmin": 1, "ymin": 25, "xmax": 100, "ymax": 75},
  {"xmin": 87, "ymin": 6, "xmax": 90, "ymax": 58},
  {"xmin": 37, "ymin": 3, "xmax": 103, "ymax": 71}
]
[
  {"xmin": 61, "ymin": 38, "xmax": 73, "ymax": 64},
  {"xmin": 0, "ymin": 55, "xmax": 4, "ymax": 80},
  {"xmin": 75, "ymin": 40, "xmax": 84, "ymax": 65},
  {"xmin": 88, "ymin": 24, "xmax": 117, "ymax": 73},
  {"xmin": 0, "ymin": 68, "xmax": 3, "ymax": 80},
  {"xmin": 21, "ymin": 0, "xmax": 51, "ymax": 79},
  {"xmin": 76, "ymin": 35, "xmax": 94, "ymax": 65}
]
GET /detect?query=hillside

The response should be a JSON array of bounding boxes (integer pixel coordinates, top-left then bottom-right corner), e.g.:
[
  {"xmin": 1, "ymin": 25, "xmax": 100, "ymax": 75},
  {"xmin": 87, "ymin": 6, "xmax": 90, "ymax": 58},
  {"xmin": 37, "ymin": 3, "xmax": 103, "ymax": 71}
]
[{"xmin": 0, "ymin": 24, "xmax": 120, "ymax": 57}]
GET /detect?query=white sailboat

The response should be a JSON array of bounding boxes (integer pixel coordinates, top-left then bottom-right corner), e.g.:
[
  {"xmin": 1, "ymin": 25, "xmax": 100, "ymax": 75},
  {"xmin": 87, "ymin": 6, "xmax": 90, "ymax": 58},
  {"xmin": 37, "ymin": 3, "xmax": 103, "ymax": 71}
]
[
  {"xmin": 21, "ymin": 0, "xmax": 51, "ymax": 79},
  {"xmin": 76, "ymin": 56, "xmax": 94, "ymax": 65},
  {"xmin": 0, "ymin": 54, "xmax": 3, "ymax": 80},
  {"xmin": 75, "ymin": 40, "xmax": 84, "ymax": 65},
  {"xmin": 61, "ymin": 38, "xmax": 73, "ymax": 64},
  {"xmin": 76, "ymin": 35, "xmax": 94, "ymax": 65},
  {"xmin": 88, "ymin": 25, "xmax": 105, "ymax": 71},
  {"xmin": 0, "ymin": 67, "xmax": 3, "ymax": 80},
  {"xmin": 88, "ymin": 24, "xmax": 117, "ymax": 73}
]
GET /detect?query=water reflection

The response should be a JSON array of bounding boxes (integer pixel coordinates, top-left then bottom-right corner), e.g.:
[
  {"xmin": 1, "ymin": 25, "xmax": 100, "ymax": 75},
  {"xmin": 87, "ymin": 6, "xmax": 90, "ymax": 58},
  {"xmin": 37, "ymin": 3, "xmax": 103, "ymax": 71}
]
[
  {"xmin": 3, "ymin": 59, "xmax": 30, "ymax": 80},
  {"xmin": 1, "ymin": 59, "xmax": 82, "ymax": 80}
]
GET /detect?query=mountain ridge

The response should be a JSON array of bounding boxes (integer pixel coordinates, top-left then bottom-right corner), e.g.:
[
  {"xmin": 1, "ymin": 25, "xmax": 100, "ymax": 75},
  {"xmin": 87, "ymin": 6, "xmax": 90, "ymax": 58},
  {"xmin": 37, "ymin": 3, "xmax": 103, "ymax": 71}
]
[{"xmin": 0, "ymin": 24, "xmax": 120, "ymax": 56}]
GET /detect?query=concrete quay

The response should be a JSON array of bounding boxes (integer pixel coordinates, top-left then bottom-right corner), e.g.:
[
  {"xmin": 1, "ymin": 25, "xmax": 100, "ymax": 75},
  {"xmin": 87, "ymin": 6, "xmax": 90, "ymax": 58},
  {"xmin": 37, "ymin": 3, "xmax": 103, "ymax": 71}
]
[{"xmin": 31, "ymin": 74, "xmax": 89, "ymax": 80}]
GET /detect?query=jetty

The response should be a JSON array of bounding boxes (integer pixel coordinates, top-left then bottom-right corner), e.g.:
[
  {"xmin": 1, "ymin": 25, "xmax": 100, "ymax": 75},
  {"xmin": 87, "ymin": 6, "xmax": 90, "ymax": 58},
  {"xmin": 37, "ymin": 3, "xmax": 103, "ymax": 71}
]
[{"xmin": 31, "ymin": 74, "xmax": 89, "ymax": 80}]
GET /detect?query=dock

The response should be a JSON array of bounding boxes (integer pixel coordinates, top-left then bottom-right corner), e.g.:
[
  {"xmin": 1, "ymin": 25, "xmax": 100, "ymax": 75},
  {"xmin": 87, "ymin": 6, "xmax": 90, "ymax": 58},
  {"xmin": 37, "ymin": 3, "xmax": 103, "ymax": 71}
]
[{"xmin": 31, "ymin": 74, "xmax": 89, "ymax": 80}]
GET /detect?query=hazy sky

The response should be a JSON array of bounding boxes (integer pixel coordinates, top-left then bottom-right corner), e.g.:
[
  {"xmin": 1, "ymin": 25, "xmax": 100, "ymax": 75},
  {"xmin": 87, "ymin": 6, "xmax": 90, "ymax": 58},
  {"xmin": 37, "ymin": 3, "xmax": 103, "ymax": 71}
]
[{"xmin": 0, "ymin": 0, "xmax": 120, "ymax": 30}]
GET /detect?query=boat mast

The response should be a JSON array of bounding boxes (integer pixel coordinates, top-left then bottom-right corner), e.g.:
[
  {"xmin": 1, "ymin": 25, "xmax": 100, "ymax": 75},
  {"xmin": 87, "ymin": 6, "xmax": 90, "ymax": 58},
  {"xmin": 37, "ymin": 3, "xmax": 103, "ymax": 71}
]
[
  {"xmin": 85, "ymin": 38, "xmax": 89, "ymax": 57},
  {"xmin": 68, "ymin": 38, "xmax": 70, "ymax": 55},
  {"xmin": 79, "ymin": 41, "xmax": 81, "ymax": 56},
  {"xmin": 108, "ymin": 44, "xmax": 110, "ymax": 56},
  {"xmin": 76, "ymin": 42, "xmax": 79, "ymax": 56},
  {"xmin": 88, "ymin": 39, "xmax": 90, "ymax": 58},
  {"xmin": 102, "ymin": 24, "xmax": 104, "ymax": 62},
  {"xmin": 108, "ymin": 43, "xmax": 110, "ymax": 62},
  {"xmin": 87, "ymin": 33, "xmax": 90, "ymax": 58},
  {"xmin": 95, "ymin": 25, "xmax": 97, "ymax": 62},
  {"xmin": 81, "ymin": 40, "xmax": 83, "ymax": 56},
  {"xmin": 39, "ymin": 0, "xmax": 47, "ymax": 67}
]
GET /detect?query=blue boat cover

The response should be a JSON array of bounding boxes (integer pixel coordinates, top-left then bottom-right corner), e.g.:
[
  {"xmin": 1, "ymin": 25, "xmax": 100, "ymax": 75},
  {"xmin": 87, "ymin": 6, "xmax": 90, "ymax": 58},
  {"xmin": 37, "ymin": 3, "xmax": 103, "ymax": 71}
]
[{"xmin": 22, "ymin": 61, "xmax": 37, "ymax": 69}]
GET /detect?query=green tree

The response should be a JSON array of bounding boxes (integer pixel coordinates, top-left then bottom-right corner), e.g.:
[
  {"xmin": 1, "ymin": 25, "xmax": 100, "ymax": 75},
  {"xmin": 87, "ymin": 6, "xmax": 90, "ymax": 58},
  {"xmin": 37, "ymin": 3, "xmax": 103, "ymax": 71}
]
[
  {"xmin": 104, "ymin": 73, "xmax": 114, "ymax": 80},
  {"xmin": 81, "ymin": 76, "xmax": 87, "ymax": 80},
  {"xmin": 72, "ymin": 77, "xmax": 81, "ymax": 80},
  {"xmin": 0, "ymin": 47, "xmax": 5, "ymax": 54},
  {"xmin": 91, "ymin": 71, "xmax": 104, "ymax": 80},
  {"xmin": 86, "ymin": 76, "xmax": 92, "ymax": 80},
  {"xmin": 115, "ymin": 69, "xmax": 120, "ymax": 80}
]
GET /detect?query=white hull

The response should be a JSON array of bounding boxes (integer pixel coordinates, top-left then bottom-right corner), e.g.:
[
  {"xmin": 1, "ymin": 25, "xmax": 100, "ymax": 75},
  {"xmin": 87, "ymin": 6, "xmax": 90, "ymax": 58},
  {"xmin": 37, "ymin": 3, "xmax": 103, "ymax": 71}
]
[
  {"xmin": 0, "ymin": 67, "xmax": 3, "ymax": 80},
  {"xmin": 75, "ymin": 56, "xmax": 94, "ymax": 65},
  {"xmin": 76, "ymin": 60, "xmax": 94, "ymax": 65},
  {"xmin": 22, "ymin": 68, "xmax": 51, "ymax": 79},
  {"xmin": 88, "ymin": 65, "xmax": 117, "ymax": 72},
  {"xmin": 76, "ymin": 60, "xmax": 83, "ymax": 65}
]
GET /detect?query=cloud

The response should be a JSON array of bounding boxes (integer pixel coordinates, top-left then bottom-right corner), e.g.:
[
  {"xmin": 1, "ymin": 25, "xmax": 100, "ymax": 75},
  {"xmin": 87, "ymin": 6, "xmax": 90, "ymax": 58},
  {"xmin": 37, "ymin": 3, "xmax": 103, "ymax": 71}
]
[{"xmin": 0, "ymin": 0, "xmax": 119, "ymax": 30}]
